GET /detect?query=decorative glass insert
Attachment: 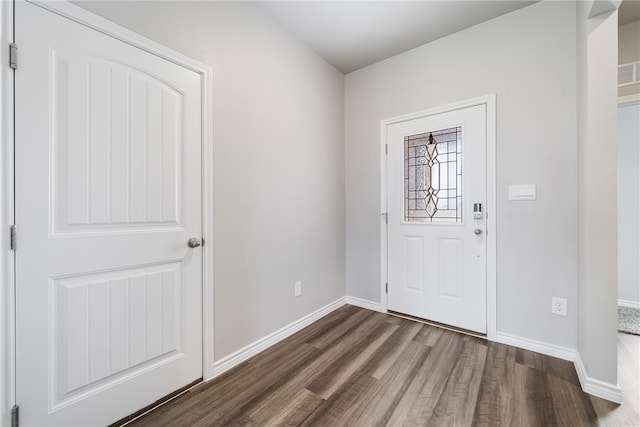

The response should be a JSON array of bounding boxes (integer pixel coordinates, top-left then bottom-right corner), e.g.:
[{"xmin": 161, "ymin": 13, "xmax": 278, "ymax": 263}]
[{"xmin": 404, "ymin": 127, "xmax": 462, "ymax": 223}]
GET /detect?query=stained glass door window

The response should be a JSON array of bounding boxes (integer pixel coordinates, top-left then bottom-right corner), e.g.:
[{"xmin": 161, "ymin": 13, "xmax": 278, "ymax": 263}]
[{"xmin": 404, "ymin": 126, "xmax": 462, "ymax": 222}]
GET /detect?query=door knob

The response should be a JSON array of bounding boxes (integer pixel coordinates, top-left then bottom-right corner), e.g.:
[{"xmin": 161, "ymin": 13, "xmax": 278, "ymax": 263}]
[
  {"xmin": 187, "ymin": 238, "xmax": 201, "ymax": 248},
  {"xmin": 474, "ymin": 228, "xmax": 482, "ymax": 235}
]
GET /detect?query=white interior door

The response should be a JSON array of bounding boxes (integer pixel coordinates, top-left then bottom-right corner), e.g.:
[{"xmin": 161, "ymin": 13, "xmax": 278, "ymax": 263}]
[
  {"xmin": 14, "ymin": 2, "xmax": 203, "ymax": 425},
  {"xmin": 387, "ymin": 104, "xmax": 487, "ymax": 334}
]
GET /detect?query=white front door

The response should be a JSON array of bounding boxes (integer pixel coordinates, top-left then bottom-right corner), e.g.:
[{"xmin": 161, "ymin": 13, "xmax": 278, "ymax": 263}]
[
  {"xmin": 387, "ymin": 104, "xmax": 487, "ymax": 334},
  {"xmin": 15, "ymin": 2, "xmax": 203, "ymax": 425}
]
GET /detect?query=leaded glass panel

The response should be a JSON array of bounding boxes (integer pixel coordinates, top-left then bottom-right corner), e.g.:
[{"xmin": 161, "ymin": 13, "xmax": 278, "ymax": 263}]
[{"xmin": 404, "ymin": 127, "xmax": 462, "ymax": 223}]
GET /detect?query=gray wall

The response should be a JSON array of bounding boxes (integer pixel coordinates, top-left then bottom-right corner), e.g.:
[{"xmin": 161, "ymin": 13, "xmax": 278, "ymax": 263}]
[
  {"xmin": 76, "ymin": 0, "xmax": 621, "ymax": 390},
  {"xmin": 618, "ymin": 103, "xmax": 640, "ymax": 305},
  {"xmin": 576, "ymin": 1, "xmax": 618, "ymax": 386},
  {"xmin": 76, "ymin": 1, "xmax": 346, "ymax": 360},
  {"xmin": 345, "ymin": 1, "xmax": 579, "ymax": 349},
  {"xmin": 618, "ymin": 20, "xmax": 640, "ymax": 306}
]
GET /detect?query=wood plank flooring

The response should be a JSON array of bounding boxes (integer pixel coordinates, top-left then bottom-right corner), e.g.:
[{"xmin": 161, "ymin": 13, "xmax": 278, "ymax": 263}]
[
  {"xmin": 126, "ymin": 306, "xmax": 639, "ymax": 426},
  {"xmin": 591, "ymin": 332, "xmax": 640, "ymax": 426}
]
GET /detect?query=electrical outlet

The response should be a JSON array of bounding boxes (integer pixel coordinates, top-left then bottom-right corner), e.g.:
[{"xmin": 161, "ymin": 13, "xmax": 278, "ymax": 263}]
[
  {"xmin": 294, "ymin": 281, "xmax": 302, "ymax": 297},
  {"xmin": 552, "ymin": 297, "xmax": 567, "ymax": 316}
]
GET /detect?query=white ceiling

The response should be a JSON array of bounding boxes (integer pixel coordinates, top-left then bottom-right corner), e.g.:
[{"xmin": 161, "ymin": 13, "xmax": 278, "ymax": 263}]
[
  {"xmin": 253, "ymin": 0, "xmax": 640, "ymax": 74},
  {"xmin": 251, "ymin": 1, "xmax": 538, "ymax": 73}
]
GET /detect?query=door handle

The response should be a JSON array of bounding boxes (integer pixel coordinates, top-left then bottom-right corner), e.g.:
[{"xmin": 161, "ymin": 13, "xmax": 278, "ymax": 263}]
[
  {"xmin": 474, "ymin": 228, "xmax": 482, "ymax": 235},
  {"xmin": 187, "ymin": 238, "xmax": 201, "ymax": 248}
]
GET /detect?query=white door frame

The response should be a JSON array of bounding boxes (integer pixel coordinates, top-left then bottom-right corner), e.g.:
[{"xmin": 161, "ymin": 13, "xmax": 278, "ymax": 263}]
[
  {"xmin": 0, "ymin": 2, "xmax": 215, "ymax": 424},
  {"xmin": 380, "ymin": 94, "xmax": 497, "ymax": 341}
]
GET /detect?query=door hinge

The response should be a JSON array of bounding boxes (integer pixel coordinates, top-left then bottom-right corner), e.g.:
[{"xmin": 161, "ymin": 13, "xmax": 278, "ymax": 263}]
[
  {"xmin": 9, "ymin": 43, "xmax": 18, "ymax": 70},
  {"xmin": 11, "ymin": 405, "xmax": 19, "ymax": 427},
  {"xmin": 10, "ymin": 225, "xmax": 17, "ymax": 250},
  {"xmin": 385, "ymin": 144, "xmax": 388, "ymax": 155},
  {"xmin": 385, "ymin": 282, "xmax": 388, "ymax": 293},
  {"xmin": 382, "ymin": 212, "xmax": 388, "ymax": 224}
]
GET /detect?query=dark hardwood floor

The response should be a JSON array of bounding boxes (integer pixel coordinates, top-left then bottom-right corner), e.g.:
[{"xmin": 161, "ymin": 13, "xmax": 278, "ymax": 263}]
[{"xmin": 127, "ymin": 305, "xmax": 639, "ymax": 426}]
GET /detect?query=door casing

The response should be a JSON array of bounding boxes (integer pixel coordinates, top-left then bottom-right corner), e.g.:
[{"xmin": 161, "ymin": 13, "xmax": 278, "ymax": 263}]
[
  {"xmin": 0, "ymin": 1, "xmax": 214, "ymax": 424},
  {"xmin": 380, "ymin": 95, "xmax": 497, "ymax": 341}
]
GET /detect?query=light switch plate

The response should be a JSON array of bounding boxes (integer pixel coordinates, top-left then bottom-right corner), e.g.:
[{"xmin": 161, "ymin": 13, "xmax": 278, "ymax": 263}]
[{"xmin": 509, "ymin": 184, "xmax": 536, "ymax": 201}]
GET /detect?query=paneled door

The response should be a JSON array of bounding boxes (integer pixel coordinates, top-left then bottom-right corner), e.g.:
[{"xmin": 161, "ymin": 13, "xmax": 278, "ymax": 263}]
[
  {"xmin": 14, "ymin": 2, "xmax": 203, "ymax": 425},
  {"xmin": 387, "ymin": 104, "xmax": 487, "ymax": 334}
]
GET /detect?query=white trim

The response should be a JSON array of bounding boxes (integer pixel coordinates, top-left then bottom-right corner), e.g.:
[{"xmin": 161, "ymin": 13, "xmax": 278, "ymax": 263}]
[
  {"xmin": 1, "ymin": 1, "xmax": 16, "ymax": 425},
  {"xmin": 618, "ymin": 60, "xmax": 640, "ymax": 68},
  {"xmin": 212, "ymin": 297, "xmax": 347, "ymax": 377},
  {"xmin": 618, "ymin": 299, "xmax": 640, "ymax": 309},
  {"xmin": 7, "ymin": 0, "xmax": 216, "ymax": 411},
  {"xmin": 380, "ymin": 121, "xmax": 389, "ymax": 321},
  {"xmin": 485, "ymin": 95, "xmax": 497, "ymax": 341},
  {"xmin": 28, "ymin": 1, "xmax": 207, "ymax": 75},
  {"xmin": 618, "ymin": 93, "xmax": 640, "ymax": 107},
  {"xmin": 380, "ymin": 94, "xmax": 498, "ymax": 341},
  {"xmin": 346, "ymin": 296, "xmax": 384, "ymax": 313},
  {"xmin": 617, "ymin": 60, "xmax": 640, "ymax": 88},
  {"xmin": 574, "ymin": 352, "xmax": 622, "ymax": 403},
  {"xmin": 200, "ymin": 41, "xmax": 215, "ymax": 382},
  {"xmin": 496, "ymin": 332, "xmax": 576, "ymax": 361}
]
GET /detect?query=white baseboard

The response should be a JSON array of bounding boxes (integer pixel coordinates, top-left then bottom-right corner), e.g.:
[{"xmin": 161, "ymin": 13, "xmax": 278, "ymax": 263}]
[
  {"xmin": 345, "ymin": 296, "xmax": 384, "ymax": 313},
  {"xmin": 574, "ymin": 353, "xmax": 622, "ymax": 403},
  {"xmin": 496, "ymin": 332, "xmax": 622, "ymax": 403},
  {"xmin": 496, "ymin": 332, "xmax": 576, "ymax": 361},
  {"xmin": 618, "ymin": 299, "xmax": 640, "ymax": 309},
  {"xmin": 211, "ymin": 297, "xmax": 347, "ymax": 377}
]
